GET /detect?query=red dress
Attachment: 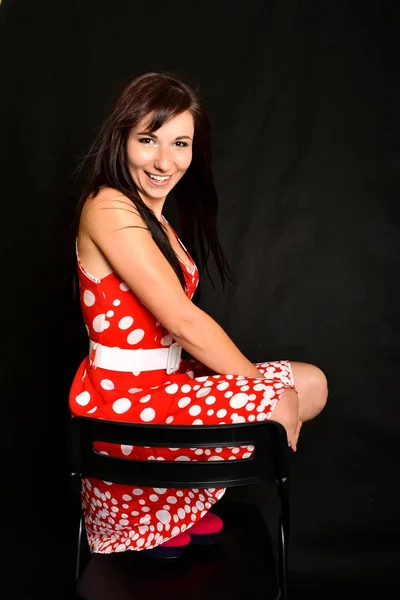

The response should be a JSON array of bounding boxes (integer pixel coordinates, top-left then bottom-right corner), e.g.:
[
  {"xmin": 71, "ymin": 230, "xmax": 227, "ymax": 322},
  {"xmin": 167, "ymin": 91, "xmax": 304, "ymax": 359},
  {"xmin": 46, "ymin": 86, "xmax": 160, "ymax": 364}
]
[{"xmin": 69, "ymin": 227, "xmax": 295, "ymax": 554}]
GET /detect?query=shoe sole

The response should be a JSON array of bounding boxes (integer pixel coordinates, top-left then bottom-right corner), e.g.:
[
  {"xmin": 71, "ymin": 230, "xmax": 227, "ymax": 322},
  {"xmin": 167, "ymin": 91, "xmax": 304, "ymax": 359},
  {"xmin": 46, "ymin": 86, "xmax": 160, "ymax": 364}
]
[
  {"xmin": 190, "ymin": 532, "xmax": 221, "ymax": 546},
  {"xmin": 142, "ymin": 545, "xmax": 188, "ymax": 559}
]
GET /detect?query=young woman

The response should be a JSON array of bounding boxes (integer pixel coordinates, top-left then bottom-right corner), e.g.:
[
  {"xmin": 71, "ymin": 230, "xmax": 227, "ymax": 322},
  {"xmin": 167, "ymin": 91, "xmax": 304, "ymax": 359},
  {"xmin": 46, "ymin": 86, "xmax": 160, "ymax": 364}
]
[{"xmin": 69, "ymin": 72, "xmax": 327, "ymax": 557}]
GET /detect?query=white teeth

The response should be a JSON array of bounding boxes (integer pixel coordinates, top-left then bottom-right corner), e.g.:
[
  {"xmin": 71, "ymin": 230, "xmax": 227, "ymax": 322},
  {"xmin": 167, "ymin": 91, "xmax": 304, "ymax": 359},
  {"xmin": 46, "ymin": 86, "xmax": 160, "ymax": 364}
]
[{"xmin": 147, "ymin": 173, "xmax": 171, "ymax": 181}]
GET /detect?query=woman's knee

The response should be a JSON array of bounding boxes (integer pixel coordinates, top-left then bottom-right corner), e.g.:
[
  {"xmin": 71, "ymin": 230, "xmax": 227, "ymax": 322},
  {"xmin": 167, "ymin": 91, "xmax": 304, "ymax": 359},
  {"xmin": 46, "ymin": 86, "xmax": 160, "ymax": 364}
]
[
  {"xmin": 310, "ymin": 365, "xmax": 328, "ymax": 411},
  {"xmin": 291, "ymin": 362, "xmax": 328, "ymax": 414}
]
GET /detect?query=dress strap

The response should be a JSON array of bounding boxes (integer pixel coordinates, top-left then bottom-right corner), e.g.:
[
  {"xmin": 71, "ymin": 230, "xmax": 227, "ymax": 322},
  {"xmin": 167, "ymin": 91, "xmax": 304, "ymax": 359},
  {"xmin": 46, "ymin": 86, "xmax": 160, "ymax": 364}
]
[{"xmin": 75, "ymin": 238, "xmax": 101, "ymax": 284}]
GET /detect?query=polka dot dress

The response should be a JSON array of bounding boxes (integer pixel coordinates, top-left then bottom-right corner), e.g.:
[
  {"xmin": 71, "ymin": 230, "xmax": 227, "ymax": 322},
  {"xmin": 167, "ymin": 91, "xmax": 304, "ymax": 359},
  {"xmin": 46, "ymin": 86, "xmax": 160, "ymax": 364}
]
[{"xmin": 69, "ymin": 231, "xmax": 296, "ymax": 554}]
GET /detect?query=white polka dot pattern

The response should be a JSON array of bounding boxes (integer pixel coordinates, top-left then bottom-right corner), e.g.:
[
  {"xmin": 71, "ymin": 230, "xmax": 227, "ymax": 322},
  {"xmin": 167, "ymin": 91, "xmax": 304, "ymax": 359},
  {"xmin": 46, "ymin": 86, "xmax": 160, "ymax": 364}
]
[
  {"xmin": 127, "ymin": 329, "xmax": 145, "ymax": 345},
  {"xmin": 118, "ymin": 316, "xmax": 134, "ymax": 330},
  {"xmin": 83, "ymin": 290, "xmax": 96, "ymax": 307}
]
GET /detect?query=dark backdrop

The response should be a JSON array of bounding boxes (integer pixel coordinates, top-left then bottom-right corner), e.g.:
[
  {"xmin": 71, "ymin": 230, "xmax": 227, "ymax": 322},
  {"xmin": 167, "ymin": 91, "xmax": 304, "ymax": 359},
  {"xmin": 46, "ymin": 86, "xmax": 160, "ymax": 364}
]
[{"xmin": 1, "ymin": 0, "xmax": 399, "ymax": 598}]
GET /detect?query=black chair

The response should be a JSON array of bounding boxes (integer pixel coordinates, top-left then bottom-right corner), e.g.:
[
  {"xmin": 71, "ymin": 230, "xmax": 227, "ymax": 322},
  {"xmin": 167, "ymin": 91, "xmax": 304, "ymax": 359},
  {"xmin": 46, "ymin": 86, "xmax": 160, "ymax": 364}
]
[{"xmin": 67, "ymin": 416, "xmax": 290, "ymax": 600}]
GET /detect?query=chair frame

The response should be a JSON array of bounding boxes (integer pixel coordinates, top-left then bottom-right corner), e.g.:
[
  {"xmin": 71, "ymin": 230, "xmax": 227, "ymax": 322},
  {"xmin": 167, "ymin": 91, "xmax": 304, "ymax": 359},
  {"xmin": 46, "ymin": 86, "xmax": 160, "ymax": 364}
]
[{"xmin": 67, "ymin": 416, "xmax": 290, "ymax": 600}]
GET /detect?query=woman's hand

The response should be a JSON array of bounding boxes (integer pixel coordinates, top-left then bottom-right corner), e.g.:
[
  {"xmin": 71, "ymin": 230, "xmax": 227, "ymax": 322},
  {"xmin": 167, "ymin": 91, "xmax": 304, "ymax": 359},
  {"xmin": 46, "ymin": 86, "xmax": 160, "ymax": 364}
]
[{"xmin": 289, "ymin": 415, "xmax": 302, "ymax": 452}]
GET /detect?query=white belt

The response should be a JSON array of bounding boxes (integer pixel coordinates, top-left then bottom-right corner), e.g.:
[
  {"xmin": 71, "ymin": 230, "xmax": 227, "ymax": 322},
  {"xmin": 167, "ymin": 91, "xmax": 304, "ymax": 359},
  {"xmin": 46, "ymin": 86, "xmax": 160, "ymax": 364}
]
[{"xmin": 89, "ymin": 340, "xmax": 182, "ymax": 375}]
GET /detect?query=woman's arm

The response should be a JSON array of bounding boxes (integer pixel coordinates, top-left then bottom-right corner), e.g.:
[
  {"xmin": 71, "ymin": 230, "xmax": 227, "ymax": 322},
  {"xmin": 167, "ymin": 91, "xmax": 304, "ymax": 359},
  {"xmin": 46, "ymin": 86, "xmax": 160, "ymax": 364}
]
[
  {"xmin": 82, "ymin": 192, "xmax": 263, "ymax": 378},
  {"xmin": 171, "ymin": 307, "xmax": 262, "ymax": 378}
]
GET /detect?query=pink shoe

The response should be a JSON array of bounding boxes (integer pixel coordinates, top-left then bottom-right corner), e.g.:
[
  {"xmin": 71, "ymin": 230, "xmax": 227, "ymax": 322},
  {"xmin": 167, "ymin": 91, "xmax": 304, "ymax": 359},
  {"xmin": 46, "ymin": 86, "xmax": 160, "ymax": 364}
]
[
  {"xmin": 189, "ymin": 512, "xmax": 224, "ymax": 545},
  {"xmin": 142, "ymin": 531, "xmax": 191, "ymax": 559}
]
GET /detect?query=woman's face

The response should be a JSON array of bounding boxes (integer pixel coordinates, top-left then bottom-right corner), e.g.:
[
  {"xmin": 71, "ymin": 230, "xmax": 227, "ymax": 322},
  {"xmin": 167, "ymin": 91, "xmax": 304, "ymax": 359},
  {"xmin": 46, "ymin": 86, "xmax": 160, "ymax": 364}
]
[{"xmin": 126, "ymin": 110, "xmax": 194, "ymax": 205}]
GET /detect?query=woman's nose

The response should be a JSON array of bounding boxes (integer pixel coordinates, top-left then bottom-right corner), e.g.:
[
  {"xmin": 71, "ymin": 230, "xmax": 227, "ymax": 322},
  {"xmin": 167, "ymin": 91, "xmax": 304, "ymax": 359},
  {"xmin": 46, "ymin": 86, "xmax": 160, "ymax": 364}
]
[{"xmin": 153, "ymin": 147, "xmax": 173, "ymax": 173}]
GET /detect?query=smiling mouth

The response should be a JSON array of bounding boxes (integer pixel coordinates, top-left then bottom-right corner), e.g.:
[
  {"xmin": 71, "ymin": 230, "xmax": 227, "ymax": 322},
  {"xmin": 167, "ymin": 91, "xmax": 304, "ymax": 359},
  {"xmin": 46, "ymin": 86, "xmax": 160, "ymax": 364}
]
[{"xmin": 145, "ymin": 172, "xmax": 172, "ymax": 184}]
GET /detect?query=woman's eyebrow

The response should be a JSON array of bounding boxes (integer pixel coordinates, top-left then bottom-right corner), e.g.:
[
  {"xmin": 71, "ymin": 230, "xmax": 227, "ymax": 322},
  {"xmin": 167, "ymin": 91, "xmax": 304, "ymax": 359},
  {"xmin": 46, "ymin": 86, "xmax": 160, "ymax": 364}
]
[
  {"xmin": 137, "ymin": 131, "xmax": 158, "ymax": 137},
  {"xmin": 136, "ymin": 132, "xmax": 192, "ymax": 141}
]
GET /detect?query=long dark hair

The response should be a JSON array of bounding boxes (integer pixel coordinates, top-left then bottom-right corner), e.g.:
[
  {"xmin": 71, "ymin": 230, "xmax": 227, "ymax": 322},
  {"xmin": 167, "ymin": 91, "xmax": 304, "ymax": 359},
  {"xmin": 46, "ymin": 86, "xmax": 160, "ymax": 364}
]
[{"xmin": 75, "ymin": 71, "xmax": 234, "ymax": 290}]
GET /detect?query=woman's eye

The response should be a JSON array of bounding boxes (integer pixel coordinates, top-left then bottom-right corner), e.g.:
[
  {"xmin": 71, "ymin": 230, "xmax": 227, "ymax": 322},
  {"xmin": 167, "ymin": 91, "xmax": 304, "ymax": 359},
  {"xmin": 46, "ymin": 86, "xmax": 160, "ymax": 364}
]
[
  {"xmin": 138, "ymin": 138, "xmax": 155, "ymax": 145},
  {"xmin": 174, "ymin": 141, "xmax": 189, "ymax": 148}
]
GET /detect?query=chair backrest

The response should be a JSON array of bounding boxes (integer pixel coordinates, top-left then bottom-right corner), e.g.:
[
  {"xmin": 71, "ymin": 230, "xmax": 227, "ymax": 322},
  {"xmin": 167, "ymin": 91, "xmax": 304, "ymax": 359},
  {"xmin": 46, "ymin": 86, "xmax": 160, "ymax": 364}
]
[{"xmin": 67, "ymin": 417, "xmax": 290, "ymax": 490}]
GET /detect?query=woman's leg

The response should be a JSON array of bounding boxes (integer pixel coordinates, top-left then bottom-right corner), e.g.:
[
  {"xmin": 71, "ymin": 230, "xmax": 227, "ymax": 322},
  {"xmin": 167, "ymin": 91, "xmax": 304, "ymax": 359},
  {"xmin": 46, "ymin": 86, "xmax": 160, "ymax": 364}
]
[
  {"xmin": 271, "ymin": 362, "xmax": 328, "ymax": 450},
  {"xmin": 289, "ymin": 361, "xmax": 328, "ymax": 422}
]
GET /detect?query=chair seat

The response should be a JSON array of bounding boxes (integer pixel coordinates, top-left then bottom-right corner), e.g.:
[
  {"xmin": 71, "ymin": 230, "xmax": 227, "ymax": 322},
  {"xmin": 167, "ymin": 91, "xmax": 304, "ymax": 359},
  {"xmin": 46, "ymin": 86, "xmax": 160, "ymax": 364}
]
[{"xmin": 77, "ymin": 501, "xmax": 280, "ymax": 600}]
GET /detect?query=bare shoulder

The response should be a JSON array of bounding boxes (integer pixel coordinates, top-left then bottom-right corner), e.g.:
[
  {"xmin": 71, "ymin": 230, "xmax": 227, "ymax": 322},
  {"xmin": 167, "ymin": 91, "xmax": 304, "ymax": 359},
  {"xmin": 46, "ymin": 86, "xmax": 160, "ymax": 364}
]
[
  {"xmin": 80, "ymin": 187, "xmax": 147, "ymax": 238},
  {"xmin": 77, "ymin": 187, "xmax": 153, "ymax": 281}
]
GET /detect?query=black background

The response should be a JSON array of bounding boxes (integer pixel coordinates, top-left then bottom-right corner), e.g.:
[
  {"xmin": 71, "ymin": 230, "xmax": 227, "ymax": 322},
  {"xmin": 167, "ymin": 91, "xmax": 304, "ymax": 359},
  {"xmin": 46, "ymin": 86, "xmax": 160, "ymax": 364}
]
[{"xmin": 1, "ymin": 0, "xmax": 399, "ymax": 598}]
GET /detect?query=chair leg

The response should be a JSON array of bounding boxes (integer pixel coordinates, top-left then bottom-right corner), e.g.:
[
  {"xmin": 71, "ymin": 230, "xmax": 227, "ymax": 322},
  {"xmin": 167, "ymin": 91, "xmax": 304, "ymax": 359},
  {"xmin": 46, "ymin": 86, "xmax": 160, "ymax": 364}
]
[
  {"xmin": 277, "ymin": 483, "xmax": 290, "ymax": 600},
  {"xmin": 278, "ymin": 514, "xmax": 288, "ymax": 600},
  {"xmin": 76, "ymin": 513, "xmax": 85, "ymax": 582}
]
